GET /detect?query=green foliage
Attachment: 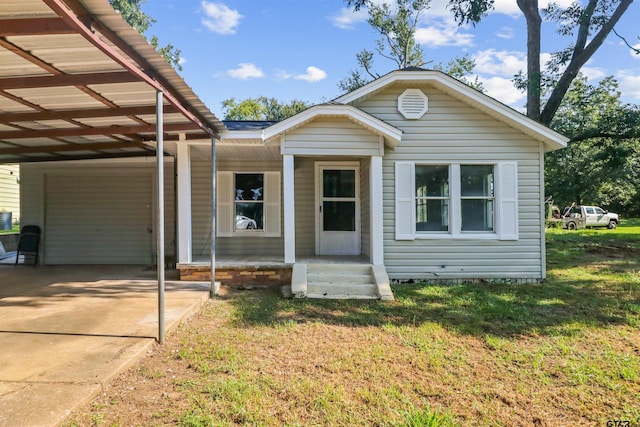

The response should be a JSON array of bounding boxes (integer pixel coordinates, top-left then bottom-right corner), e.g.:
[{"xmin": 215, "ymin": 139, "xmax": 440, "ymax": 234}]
[
  {"xmin": 339, "ymin": 0, "xmax": 481, "ymax": 93},
  {"xmin": 447, "ymin": 0, "xmax": 635, "ymax": 124},
  {"xmin": 221, "ymin": 97, "xmax": 312, "ymax": 121},
  {"xmin": 546, "ymin": 75, "xmax": 640, "ymax": 215},
  {"xmin": 109, "ymin": 0, "xmax": 182, "ymax": 70}
]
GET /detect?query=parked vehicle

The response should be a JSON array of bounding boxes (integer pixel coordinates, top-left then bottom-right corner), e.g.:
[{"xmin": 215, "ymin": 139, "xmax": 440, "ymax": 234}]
[
  {"xmin": 562, "ymin": 205, "xmax": 619, "ymax": 230},
  {"xmin": 235, "ymin": 215, "xmax": 257, "ymax": 230}
]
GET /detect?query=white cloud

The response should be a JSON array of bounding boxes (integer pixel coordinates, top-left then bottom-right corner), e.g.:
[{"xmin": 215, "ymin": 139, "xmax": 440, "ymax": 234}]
[
  {"xmin": 479, "ymin": 76, "xmax": 526, "ymax": 106},
  {"xmin": 580, "ymin": 66, "xmax": 606, "ymax": 80},
  {"xmin": 618, "ymin": 71, "xmax": 640, "ymax": 99},
  {"xmin": 415, "ymin": 21, "xmax": 474, "ymax": 47},
  {"xmin": 226, "ymin": 63, "xmax": 264, "ymax": 79},
  {"xmin": 275, "ymin": 70, "xmax": 293, "ymax": 80},
  {"xmin": 201, "ymin": 1, "xmax": 242, "ymax": 35},
  {"xmin": 473, "ymin": 49, "xmax": 553, "ymax": 77},
  {"xmin": 329, "ymin": 7, "xmax": 368, "ymax": 30},
  {"xmin": 178, "ymin": 57, "xmax": 187, "ymax": 67},
  {"xmin": 294, "ymin": 66, "xmax": 327, "ymax": 82},
  {"xmin": 474, "ymin": 49, "xmax": 526, "ymax": 76},
  {"xmin": 491, "ymin": 0, "xmax": 520, "ymax": 16},
  {"xmin": 496, "ymin": 27, "xmax": 514, "ymax": 39}
]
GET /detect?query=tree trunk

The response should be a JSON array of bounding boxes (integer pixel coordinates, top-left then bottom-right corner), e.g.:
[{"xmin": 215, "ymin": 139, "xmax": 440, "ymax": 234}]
[
  {"xmin": 540, "ymin": 0, "xmax": 634, "ymax": 125},
  {"xmin": 517, "ymin": 0, "xmax": 542, "ymax": 122}
]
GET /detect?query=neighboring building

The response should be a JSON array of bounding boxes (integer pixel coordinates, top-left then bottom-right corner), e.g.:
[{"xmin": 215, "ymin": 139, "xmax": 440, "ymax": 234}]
[
  {"xmin": 21, "ymin": 69, "xmax": 568, "ymax": 297},
  {"xmin": 0, "ymin": 164, "xmax": 19, "ymax": 228}
]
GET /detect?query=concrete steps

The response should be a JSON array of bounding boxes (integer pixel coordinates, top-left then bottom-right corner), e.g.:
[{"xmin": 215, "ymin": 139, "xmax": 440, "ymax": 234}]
[{"xmin": 292, "ymin": 263, "xmax": 394, "ymax": 300}]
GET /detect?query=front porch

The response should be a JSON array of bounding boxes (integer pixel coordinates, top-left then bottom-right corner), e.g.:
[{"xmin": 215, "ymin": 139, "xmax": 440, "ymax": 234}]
[
  {"xmin": 177, "ymin": 255, "xmax": 393, "ymax": 300},
  {"xmin": 176, "ymin": 254, "xmax": 371, "ymax": 286}
]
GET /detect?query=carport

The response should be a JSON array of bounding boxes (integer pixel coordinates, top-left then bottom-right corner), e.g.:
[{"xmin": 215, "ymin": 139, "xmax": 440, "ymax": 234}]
[{"xmin": 0, "ymin": 0, "xmax": 223, "ymax": 343}]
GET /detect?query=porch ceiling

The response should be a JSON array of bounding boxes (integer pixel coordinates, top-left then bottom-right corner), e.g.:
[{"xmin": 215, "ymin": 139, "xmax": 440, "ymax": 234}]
[{"xmin": 0, "ymin": 0, "xmax": 224, "ymax": 164}]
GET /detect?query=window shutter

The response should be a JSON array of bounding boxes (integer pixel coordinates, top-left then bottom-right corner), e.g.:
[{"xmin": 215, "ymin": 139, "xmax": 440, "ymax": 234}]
[
  {"xmin": 497, "ymin": 162, "xmax": 518, "ymax": 240},
  {"xmin": 264, "ymin": 172, "xmax": 281, "ymax": 237},
  {"xmin": 216, "ymin": 171, "xmax": 233, "ymax": 237},
  {"xmin": 395, "ymin": 161, "xmax": 415, "ymax": 240}
]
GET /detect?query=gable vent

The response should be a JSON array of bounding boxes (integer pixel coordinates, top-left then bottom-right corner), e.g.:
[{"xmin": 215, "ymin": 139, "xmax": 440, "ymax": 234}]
[{"xmin": 398, "ymin": 88, "xmax": 428, "ymax": 119}]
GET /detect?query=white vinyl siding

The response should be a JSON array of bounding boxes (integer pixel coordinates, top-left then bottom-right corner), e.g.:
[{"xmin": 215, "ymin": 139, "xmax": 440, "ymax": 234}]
[
  {"xmin": 190, "ymin": 160, "xmax": 283, "ymax": 258},
  {"xmin": 281, "ymin": 117, "xmax": 383, "ymax": 156},
  {"xmin": 21, "ymin": 160, "xmax": 175, "ymax": 265},
  {"xmin": 0, "ymin": 164, "xmax": 20, "ymax": 223},
  {"xmin": 354, "ymin": 83, "xmax": 545, "ymax": 280},
  {"xmin": 294, "ymin": 158, "xmax": 317, "ymax": 256}
]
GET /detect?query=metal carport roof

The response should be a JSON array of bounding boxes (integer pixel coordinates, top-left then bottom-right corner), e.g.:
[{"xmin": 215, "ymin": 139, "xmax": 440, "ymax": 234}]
[
  {"xmin": 0, "ymin": 0, "xmax": 223, "ymax": 163},
  {"xmin": 0, "ymin": 0, "xmax": 223, "ymax": 343}
]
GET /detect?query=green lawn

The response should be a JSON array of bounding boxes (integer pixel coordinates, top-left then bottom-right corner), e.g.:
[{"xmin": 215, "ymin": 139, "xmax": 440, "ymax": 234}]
[{"xmin": 66, "ymin": 220, "xmax": 640, "ymax": 427}]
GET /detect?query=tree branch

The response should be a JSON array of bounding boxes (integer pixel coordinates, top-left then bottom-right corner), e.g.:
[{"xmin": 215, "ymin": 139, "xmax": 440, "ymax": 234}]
[
  {"xmin": 612, "ymin": 27, "xmax": 640, "ymax": 54},
  {"xmin": 540, "ymin": 0, "xmax": 634, "ymax": 125}
]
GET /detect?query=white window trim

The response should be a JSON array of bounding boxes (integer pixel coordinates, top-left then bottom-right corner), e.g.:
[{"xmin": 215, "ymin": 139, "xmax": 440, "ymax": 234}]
[
  {"xmin": 217, "ymin": 171, "xmax": 281, "ymax": 238},
  {"xmin": 395, "ymin": 161, "xmax": 518, "ymax": 241}
]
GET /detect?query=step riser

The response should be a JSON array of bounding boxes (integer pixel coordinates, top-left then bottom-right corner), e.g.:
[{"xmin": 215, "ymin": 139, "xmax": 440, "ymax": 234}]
[
  {"xmin": 307, "ymin": 274, "xmax": 372, "ymax": 285},
  {"xmin": 307, "ymin": 283, "xmax": 377, "ymax": 297},
  {"xmin": 306, "ymin": 264, "xmax": 371, "ymax": 276}
]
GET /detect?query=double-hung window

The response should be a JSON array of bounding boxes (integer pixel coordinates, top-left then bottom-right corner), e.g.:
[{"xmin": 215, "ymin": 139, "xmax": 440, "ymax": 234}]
[
  {"xmin": 395, "ymin": 162, "xmax": 517, "ymax": 240},
  {"xmin": 216, "ymin": 171, "xmax": 281, "ymax": 237}
]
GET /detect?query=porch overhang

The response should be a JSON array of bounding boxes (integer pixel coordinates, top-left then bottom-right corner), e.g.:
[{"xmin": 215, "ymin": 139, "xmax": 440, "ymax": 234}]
[{"xmin": 263, "ymin": 104, "xmax": 403, "ymax": 149}]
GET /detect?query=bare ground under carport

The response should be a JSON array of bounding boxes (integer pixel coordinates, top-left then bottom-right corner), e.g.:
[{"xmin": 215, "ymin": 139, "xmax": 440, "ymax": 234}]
[{"xmin": 0, "ymin": 265, "xmax": 210, "ymax": 427}]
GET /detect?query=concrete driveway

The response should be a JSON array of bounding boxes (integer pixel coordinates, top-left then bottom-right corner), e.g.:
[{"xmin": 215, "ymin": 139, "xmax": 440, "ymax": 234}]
[{"xmin": 0, "ymin": 265, "xmax": 210, "ymax": 427}]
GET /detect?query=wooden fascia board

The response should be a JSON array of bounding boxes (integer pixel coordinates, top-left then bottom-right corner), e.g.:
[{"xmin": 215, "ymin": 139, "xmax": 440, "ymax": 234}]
[
  {"xmin": 0, "ymin": 17, "xmax": 75, "ymax": 36},
  {"xmin": 42, "ymin": 0, "xmax": 215, "ymax": 136},
  {"xmin": 0, "ymin": 105, "xmax": 179, "ymax": 123},
  {"xmin": 0, "ymin": 71, "xmax": 141, "ymax": 90},
  {"xmin": 0, "ymin": 141, "xmax": 147, "ymax": 155},
  {"xmin": 0, "ymin": 122, "xmax": 200, "ymax": 139}
]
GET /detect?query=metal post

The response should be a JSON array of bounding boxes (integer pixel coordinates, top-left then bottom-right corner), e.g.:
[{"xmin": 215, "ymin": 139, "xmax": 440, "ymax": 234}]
[
  {"xmin": 156, "ymin": 90, "xmax": 166, "ymax": 344},
  {"xmin": 210, "ymin": 135, "xmax": 218, "ymax": 297}
]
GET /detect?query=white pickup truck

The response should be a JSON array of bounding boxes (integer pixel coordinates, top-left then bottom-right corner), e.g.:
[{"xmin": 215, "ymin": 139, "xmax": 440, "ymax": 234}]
[{"xmin": 562, "ymin": 205, "xmax": 620, "ymax": 230}]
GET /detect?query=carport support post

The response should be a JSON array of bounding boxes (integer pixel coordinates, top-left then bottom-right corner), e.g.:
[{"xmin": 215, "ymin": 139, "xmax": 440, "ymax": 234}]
[
  {"xmin": 156, "ymin": 90, "xmax": 166, "ymax": 344},
  {"xmin": 211, "ymin": 135, "xmax": 219, "ymax": 297}
]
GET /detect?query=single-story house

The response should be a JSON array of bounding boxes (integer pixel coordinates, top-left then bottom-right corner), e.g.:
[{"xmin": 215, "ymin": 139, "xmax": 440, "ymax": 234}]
[{"xmin": 20, "ymin": 68, "xmax": 568, "ymax": 299}]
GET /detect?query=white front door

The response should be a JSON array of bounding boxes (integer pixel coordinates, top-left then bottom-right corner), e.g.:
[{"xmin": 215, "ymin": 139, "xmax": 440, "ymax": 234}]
[{"xmin": 315, "ymin": 162, "xmax": 360, "ymax": 255}]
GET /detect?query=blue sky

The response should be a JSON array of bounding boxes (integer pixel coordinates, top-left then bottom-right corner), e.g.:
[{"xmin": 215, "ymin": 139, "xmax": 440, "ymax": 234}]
[{"xmin": 140, "ymin": 0, "xmax": 640, "ymax": 119}]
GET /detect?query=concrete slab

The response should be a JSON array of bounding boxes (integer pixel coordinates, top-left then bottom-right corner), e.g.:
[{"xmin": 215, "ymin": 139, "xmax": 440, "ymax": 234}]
[{"xmin": 0, "ymin": 265, "xmax": 211, "ymax": 427}]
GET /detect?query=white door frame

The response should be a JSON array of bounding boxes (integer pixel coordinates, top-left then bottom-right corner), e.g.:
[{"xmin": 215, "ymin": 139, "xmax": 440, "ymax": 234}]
[{"xmin": 314, "ymin": 161, "xmax": 361, "ymax": 255}]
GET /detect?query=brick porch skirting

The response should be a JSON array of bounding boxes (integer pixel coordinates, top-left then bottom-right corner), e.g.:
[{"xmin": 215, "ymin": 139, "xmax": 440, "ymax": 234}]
[{"xmin": 179, "ymin": 265, "xmax": 292, "ymax": 287}]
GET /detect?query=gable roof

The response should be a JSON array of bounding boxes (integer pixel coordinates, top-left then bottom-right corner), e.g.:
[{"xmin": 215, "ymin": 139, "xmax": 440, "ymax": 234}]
[
  {"xmin": 334, "ymin": 69, "xmax": 569, "ymax": 152},
  {"xmin": 262, "ymin": 104, "xmax": 403, "ymax": 148}
]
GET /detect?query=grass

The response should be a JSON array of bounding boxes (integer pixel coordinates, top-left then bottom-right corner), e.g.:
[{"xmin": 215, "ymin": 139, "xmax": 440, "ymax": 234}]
[
  {"xmin": 0, "ymin": 223, "xmax": 19, "ymax": 235},
  {"xmin": 66, "ymin": 219, "xmax": 640, "ymax": 426}
]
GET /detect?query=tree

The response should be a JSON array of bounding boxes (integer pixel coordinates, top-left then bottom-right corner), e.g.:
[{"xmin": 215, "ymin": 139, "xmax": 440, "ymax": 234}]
[
  {"xmin": 221, "ymin": 97, "xmax": 312, "ymax": 121},
  {"xmin": 445, "ymin": 0, "xmax": 635, "ymax": 125},
  {"xmin": 108, "ymin": 0, "xmax": 183, "ymax": 70},
  {"xmin": 545, "ymin": 75, "xmax": 640, "ymax": 214},
  {"xmin": 339, "ymin": 0, "xmax": 483, "ymax": 93}
]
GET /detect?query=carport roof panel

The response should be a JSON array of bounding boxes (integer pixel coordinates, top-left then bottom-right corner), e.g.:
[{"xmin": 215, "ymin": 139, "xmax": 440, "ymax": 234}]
[{"xmin": 0, "ymin": 0, "xmax": 224, "ymax": 164}]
